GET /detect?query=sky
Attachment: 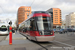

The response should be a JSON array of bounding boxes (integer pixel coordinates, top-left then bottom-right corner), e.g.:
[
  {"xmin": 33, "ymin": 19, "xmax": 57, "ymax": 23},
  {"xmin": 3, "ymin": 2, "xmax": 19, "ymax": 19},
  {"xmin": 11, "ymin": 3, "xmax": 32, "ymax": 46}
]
[{"xmin": 0, "ymin": 0, "xmax": 75, "ymax": 26}]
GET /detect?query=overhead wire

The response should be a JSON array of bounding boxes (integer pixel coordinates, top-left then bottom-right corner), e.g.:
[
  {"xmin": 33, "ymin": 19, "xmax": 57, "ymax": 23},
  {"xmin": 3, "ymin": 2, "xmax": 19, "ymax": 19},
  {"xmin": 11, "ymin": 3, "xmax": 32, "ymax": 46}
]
[
  {"xmin": 30, "ymin": 0, "xmax": 35, "ymax": 7},
  {"xmin": 0, "ymin": 6, "xmax": 5, "ymax": 13},
  {"xmin": 31, "ymin": 0, "xmax": 46, "ymax": 9}
]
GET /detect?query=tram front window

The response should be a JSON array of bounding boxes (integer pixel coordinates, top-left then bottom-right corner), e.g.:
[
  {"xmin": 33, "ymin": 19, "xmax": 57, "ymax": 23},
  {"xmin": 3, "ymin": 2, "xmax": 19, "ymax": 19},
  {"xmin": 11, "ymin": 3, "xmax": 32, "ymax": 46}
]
[
  {"xmin": 0, "ymin": 28, "xmax": 7, "ymax": 31},
  {"xmin": 37, "ymin": 17, "xmax": 51, "ymax": 31}
]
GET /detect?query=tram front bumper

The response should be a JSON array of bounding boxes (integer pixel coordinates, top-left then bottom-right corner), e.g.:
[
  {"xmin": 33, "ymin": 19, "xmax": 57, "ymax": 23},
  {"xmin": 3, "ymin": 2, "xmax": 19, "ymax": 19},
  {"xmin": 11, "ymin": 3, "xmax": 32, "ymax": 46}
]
[{"xmin": 36, "ymin": 36, "xmax": 55, "ymax": 42}]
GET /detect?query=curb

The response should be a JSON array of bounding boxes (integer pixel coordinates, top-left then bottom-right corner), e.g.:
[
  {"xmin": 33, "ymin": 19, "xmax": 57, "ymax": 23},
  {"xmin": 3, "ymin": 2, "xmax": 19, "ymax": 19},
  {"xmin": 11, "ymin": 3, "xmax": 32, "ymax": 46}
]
[{"xmin": 5, "ymin": 37, "xmax": 26, "ymax": 40}]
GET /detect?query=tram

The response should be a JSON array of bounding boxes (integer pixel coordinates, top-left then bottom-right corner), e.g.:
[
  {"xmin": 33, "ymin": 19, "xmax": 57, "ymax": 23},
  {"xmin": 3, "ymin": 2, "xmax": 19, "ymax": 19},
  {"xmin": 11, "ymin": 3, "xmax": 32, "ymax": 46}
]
[
  {"xmin": 19, "ymin": 11, "xmax": 55, "ymax": 42},
  {"xmin": 0, "ymin": 25, "xmax": 9, "ymax": 35}
]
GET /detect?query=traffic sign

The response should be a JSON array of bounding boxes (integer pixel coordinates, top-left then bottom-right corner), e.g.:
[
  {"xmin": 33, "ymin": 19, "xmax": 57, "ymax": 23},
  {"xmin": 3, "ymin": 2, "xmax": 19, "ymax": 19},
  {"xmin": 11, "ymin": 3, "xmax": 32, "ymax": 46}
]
[{"xmin": 9, "ymin": 21, "xmax": 12, "ymax": 25}]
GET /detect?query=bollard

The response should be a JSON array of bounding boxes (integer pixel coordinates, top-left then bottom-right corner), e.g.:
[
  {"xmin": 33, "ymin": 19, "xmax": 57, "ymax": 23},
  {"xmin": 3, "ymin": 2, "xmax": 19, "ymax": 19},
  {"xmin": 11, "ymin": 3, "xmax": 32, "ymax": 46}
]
[{"xmin": 9, "ymin": 26, "xmax": 12, "ymax": 45}]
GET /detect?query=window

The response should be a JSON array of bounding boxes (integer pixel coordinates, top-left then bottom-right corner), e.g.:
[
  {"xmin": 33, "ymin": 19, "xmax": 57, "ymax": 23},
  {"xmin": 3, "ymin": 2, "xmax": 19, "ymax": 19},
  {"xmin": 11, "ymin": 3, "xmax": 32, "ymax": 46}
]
[
  {"xmin": 55, "ymin": 16, "xmax": 58, "ymax": 17},
  {"xmin": 25, "ymin": 22, "xmax": 27, "ymax": 27},
  {"xmin": 18, "ymin": 13, "xmax": 25, "ymax": 15},
  {"xmin": 19, "ymin": 10, "xmax": 24, "ymax": 11},
  {"xmin": 27, "ymin": 20, "xmax": 30, "ymax": 30},
  {"xmin": 36, "ymin": 17, "xmax": 52, "ymax": 30},
  {"xmin": 27, "ymin": 8, "xmax": 28, "ymax": 9},
  {"xmin": 27, "ymin": 13, "xmax": 29, "ymax": 16},
  {"xmin": 29, "ymin": 8, "xmax": 30, "ymax": 10},
  {"xmin": 0, "ymin": 28, "xmax": 7, "ymax": 31},
  {"xmin": 55, "ymin": 20, "xmax": 58, "ymax": 21},
  {"xmin": 27, "ymin": 10, "xmax": 29, "ymax": 12},
  {"xmin": 55, "ymin": 18, "xmax": 58, "ymax": 19},
  {"xmin": 55, "ymin": 14, "xmax": 58, "ymax": 15},
  {"xmin": 55, "ymin": 22, "xmax": 58, "ymax": 23},
  {"xmin": 54, "ymin": 10, "xmax": 57, "ymax": 11},
  {"xmin": 55, "ymin": 12, "xmax": 58, "ymax": 13},
  {"xmin": 20, "ymin": 8, "xmax": 25, "ymax": 9},
  {"xmin": 29, "ymin": 18, "xmax": 37, "ymax": 30}
]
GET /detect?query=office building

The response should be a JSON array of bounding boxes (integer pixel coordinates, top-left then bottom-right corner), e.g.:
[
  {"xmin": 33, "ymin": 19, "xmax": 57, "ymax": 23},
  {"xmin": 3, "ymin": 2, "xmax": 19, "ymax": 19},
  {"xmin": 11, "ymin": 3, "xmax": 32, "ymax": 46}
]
[
  {"xmin": 66, "ymin": 12, "xmax": 75, "ymax": 27},
  {"xmin": 17, "ymin": 6, "xmax": 31, "ymax": 24},
  {"xmin": 47, "ymin": 8, "xmax": 62, "ymax": 27}
]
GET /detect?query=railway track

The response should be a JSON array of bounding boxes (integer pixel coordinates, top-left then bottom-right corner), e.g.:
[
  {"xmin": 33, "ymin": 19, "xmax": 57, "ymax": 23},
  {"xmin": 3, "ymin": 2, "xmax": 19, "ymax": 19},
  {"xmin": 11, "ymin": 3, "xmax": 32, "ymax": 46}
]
[
  {"xmin": 29, "ymin": 40, "xmax": 75, "ymax": 50},
  {"xmin": 20, "ymin": 32, "xmax": 75, "ymax": 50}
]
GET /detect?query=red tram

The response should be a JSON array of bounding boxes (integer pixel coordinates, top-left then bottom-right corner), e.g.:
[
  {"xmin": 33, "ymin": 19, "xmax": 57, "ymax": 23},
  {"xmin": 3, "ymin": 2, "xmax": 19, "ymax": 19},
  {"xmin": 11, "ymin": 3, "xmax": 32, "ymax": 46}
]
[{"xmin": 19, "ymin": 11, "xmax": 55, "ymax": 42}]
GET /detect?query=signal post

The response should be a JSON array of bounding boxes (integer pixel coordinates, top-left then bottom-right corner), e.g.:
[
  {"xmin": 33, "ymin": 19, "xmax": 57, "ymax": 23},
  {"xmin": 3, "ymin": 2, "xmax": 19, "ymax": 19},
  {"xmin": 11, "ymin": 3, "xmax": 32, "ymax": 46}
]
[{"xmin": 9, "ymin": 21, "xmax": 12, "ymax": 45}]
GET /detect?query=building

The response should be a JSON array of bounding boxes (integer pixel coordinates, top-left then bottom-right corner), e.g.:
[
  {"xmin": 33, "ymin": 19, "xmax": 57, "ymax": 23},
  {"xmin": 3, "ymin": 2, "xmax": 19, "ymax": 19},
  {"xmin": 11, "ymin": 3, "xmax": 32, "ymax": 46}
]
[
  {"xmin": 61, "ymin": 19, "xmax": 66, "ymax": 29},
  {"xmin": 66, "ymin": 12, "xmax": 75, "ymax": 27},
  {"xmin": 17, "ymin": 6, "xmax": 31, "ymax": 25},
  {"xmin": 47, "ymin": 8, "xmax": 62, "ymax": 28},
  {"xmin": 65, "ymin": 15, "xmax": 71, "ymax": 27}
]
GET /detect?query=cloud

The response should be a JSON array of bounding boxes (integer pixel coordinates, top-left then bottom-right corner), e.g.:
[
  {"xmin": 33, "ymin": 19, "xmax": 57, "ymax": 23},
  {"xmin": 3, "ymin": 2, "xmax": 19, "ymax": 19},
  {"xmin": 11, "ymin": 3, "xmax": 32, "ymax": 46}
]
[
  {"xmin": 0, "ymin": 0, "xmax": 75, "ymax": 26},
  {"xmin": 0, "ymin": 13, "xmax": 16, "ymax": 26},
  {"xmin": 55, "ymin": 3, "xmax": 75, "ymax": 19},
  {"xmin": 0, "ymin": 0, "xmax": 75, "ymax": 14},
  {"xmin": 31, "ymin": 0, "xmax": 75, "ymax": 20}
]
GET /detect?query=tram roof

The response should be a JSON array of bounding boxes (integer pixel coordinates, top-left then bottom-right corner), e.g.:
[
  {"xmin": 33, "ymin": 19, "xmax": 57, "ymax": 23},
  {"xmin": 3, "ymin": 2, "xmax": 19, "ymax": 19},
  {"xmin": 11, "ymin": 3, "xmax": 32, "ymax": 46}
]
[
  {"xmin": 32, "ymin": 11, "xmax": 48, "ymax": 14},
  {"xmin": 27, "ymin": 11, "xmax": 51, "ymax": 19},
  {"xmin": 20, "ymin": 11, "xmax": 51, "ymax": 25}
]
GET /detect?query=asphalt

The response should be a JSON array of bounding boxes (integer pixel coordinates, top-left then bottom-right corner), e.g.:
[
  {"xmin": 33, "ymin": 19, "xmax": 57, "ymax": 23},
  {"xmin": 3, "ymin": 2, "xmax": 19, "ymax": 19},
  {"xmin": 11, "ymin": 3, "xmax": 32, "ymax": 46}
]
[
  {"xmin": 0, "ymin": 31, "xmax": 45, "ymax": 50},
  {"xmin": 0, "ymin": 31, "xmax": 26, "ymax": 45},
  {"xmin": 0, "ymin": 31, "xmax": 75, "ymax": 50}
]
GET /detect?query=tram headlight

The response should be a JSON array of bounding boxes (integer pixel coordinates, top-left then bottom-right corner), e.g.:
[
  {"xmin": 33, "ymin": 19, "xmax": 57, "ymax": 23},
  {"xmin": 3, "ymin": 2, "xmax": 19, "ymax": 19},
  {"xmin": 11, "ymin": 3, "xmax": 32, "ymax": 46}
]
[
  {"xmin": 39, "ymin": 31, "xmax": 42, "ymax": 35},
  {"xmin": 51, "ymin": 31, "xmax": 54, "ymax": 35},
  {"xmin": 40, "ymin": 33, "xmax": 42, "ymax": 35},
  {"xmin": 51, "ymin": 33, "xmax": 53, "ymax": 35}
]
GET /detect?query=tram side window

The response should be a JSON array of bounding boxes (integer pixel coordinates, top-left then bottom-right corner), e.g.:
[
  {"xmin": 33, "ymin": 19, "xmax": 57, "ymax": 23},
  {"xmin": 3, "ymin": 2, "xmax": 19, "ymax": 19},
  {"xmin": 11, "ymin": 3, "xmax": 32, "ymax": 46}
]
[
  {"xmin": 49, "ymin": 17, "xmax": 53, "ymax": 29},
  {"xmin": 25, "ymin": 22, "xmax": 28, "ymax": 31},
  {"xmin": 30, "ymin": 18, "xmax": 36, "ymax": 31},
  {"xmin": 27, "ymin": 20, "xmax": 30, "ymax": 30}
]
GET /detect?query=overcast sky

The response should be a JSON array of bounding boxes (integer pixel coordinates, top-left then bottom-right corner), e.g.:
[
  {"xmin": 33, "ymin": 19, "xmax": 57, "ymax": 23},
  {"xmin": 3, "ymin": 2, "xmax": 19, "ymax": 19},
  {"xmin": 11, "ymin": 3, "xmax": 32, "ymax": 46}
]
[{"xmin": 0, "ymin": 0, "xmax": 75, "ymax": 26}]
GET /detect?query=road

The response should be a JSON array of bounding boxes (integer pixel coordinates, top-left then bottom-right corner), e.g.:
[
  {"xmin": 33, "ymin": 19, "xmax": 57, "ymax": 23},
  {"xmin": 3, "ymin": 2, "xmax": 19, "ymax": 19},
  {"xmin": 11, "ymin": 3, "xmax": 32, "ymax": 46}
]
[
  {"xmin": 19, "ymin": 32, "xmax": 75, "ymax": 50},
  {"xmin": 0, "ymin": 32, "xmax": 75, "ymax": 50},
  {"xmin": 0, "ymin": 35, "xmax": 8, "ymax": 42}
]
